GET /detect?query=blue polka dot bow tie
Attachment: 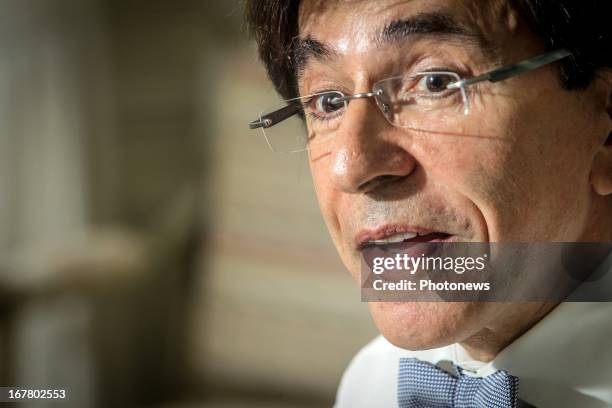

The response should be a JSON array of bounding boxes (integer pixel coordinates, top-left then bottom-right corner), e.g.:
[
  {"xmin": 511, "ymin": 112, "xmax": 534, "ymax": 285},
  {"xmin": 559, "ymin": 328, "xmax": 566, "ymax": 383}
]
[{"xmin": 397, "ymin": 357, "xmax": 519, "ymax": 408}]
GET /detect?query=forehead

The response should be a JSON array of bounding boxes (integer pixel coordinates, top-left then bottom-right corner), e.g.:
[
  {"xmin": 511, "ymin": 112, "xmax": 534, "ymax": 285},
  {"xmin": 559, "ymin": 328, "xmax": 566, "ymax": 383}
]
[{"xmin": 297, "ymin": 0, "xmax": 515, "ymax": 56}]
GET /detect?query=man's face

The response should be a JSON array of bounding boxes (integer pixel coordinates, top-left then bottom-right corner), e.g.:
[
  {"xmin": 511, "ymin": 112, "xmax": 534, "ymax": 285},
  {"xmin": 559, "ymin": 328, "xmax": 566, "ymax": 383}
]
[{"xmin": 297, "ymin": 0, "xmax": 611, "ymax": 350}]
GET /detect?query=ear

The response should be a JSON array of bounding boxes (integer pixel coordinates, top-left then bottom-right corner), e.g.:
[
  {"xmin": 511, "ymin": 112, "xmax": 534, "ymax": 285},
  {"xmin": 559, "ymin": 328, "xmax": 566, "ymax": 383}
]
[{"xmin": 590, "ymin": 72, "xmax": 612, "ymax": 196}]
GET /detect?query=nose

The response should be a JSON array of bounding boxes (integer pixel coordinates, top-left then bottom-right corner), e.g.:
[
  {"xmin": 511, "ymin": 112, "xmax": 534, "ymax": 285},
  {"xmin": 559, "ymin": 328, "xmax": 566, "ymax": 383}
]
[{"xmin": 326, "ymin": 98, "xmax": 417, "ymax": 194}]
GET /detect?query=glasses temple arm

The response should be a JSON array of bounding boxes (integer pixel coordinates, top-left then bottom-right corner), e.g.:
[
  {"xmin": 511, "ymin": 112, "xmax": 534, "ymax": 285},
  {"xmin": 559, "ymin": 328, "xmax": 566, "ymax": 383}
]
[
  {"xmin": 447, "ymin": 49, "xmax": 572, "ymax": 90},
  {"xmin": 249, "ymin": 102, "xmax": 302, "ymax": 129}
]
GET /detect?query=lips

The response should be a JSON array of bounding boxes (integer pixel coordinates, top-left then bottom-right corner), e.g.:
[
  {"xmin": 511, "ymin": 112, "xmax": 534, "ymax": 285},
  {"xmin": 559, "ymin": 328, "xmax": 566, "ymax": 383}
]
[{"xmin": 356, "ymin": 225, "xmax": 453, "ymax": 250}]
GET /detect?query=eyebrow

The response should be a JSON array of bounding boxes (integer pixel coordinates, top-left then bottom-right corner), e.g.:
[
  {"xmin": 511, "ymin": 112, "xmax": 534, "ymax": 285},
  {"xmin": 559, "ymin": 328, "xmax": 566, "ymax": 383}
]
[
  {"xmin": 294, "ymin": 37, "xmax": 337, "ymax": 79},
  {"xmin": 294, "ymin": 12, "xmax": 486, "ymax": 81},
  {"xmin": 379, "ymin": 12, "xmax": 481, "ymax": 44}
]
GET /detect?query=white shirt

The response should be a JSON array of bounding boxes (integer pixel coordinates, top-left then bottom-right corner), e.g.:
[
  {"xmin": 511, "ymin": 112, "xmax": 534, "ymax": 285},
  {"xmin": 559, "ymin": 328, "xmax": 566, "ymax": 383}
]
[{"xmin": 335, "ymin": 255, "xmax": 612, "ymax": 407}]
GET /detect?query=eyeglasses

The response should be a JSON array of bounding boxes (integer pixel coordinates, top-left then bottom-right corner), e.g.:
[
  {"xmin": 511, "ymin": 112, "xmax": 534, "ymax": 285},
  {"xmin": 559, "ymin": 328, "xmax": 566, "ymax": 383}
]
[{"xmin": 248, "ymin": 49, "xmax": 571, "ymax": 153}]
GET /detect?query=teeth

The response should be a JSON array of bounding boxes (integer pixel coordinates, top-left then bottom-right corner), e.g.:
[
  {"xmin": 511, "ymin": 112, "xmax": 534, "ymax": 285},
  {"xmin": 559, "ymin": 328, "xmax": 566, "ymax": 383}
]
[{"xmin": 369, "ymin": 232, "xmax": 418, "ymax": 245}]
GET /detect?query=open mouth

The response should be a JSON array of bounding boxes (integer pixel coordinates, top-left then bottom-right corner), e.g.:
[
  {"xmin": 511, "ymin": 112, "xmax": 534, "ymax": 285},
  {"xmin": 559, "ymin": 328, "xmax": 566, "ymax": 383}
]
[{"xmin": 357, "ymin": 228, "xmax": 453, "ymax": 250}]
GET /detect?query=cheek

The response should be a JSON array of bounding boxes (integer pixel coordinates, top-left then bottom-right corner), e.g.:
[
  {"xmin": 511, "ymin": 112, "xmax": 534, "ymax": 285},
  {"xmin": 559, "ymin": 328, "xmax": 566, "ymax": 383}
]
[
  {"xmin": 465, "ymin": 96, "xmax": 594, "ymax": 240},
  {"xmin": 310, "ymin": 161, "xmax": 333, "ymax": 216},
  {"xmin": 310, "ymin": 159, "xmax": 344, "ymax": 240},
  {"xmin": 492, "ymin": 96, "xmax": 595, "ymax": 239},
  {"xmin": 413, "ymin": 95, "xmax": 592, "ymax": 241},
  {"xmin": 310, "ymin": 159, "xmax": 365, "ymax": 279},
  {"xmin": 409, "ymin": 117, "xmax": 515, "ymax": 235}
]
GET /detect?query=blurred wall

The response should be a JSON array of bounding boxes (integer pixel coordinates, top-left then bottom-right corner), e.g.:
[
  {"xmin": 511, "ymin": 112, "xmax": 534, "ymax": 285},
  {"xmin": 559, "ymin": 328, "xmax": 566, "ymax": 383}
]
[{"xmin": 0, "ymin": 2, "xmax": 107, "ymax": 407}]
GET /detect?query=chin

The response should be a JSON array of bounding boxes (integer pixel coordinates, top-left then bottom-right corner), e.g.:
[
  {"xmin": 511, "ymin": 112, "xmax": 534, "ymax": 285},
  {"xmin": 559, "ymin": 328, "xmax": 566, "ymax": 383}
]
[{"xmin": 368, "ymin": 301, "xmax": 485, "ymax": 350}]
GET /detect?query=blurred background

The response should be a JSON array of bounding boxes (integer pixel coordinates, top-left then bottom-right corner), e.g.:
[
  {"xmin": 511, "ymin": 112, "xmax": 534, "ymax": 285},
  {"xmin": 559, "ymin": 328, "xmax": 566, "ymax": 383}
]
[{"xmin": 0, "ymin": 0, "xmax": 378, "ymax": 407}]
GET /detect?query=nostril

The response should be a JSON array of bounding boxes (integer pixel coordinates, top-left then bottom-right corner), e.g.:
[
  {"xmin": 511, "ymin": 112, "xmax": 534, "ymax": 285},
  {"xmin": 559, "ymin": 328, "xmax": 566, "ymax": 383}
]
[{"xmin": 358, "ymin": 174, "xmax": 405, "ymax": 192}]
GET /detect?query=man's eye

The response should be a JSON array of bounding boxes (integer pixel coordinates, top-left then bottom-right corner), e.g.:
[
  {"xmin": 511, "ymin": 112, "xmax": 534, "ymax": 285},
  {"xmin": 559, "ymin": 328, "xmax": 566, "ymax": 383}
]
[
  {"xmin": 312, "ymin": 92, "xmax": 344, "ymax": 114},
  {"xmin": 416, "ymin": 73, "xmax": 455, "ymax": 93}
]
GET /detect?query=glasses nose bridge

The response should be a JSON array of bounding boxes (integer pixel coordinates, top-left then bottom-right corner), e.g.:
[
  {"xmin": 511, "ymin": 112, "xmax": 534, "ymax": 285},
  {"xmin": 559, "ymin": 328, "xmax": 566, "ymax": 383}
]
[
  {"xmin": 336, "ymin": 90, "xmax": 379, "ymax": 104},
  {"xmin": 335, "ymin": 89, "xmax": 390, "ymax": 120}
]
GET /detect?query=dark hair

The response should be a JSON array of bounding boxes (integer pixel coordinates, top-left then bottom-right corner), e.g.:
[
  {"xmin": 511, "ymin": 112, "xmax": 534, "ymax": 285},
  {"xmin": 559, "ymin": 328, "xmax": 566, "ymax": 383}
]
[{"xmin": 245, "ymin": 0, "xmax": 611, "ymax": 100}]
